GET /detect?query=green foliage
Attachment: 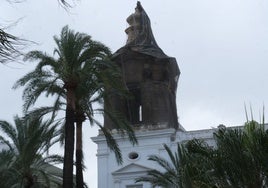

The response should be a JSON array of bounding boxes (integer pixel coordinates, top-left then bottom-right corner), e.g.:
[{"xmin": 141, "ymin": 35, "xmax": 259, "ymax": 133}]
[
  {"xmin": 137, "ymin": 144, "xmax": 192, "ymax": 188},
  {"xmin": 138, "ymin": 120, "xmax": 268, "ymax": 188},
  {"xmin": 14, "ymin": 25, "xmax": 136, "ymax": 187},
  {"xmin": 188, "ymin": 121, "xmax": 268, "ymax": 188},
  {"xmin": 0, "ymin": 28, "xmax": 24, "ymax": 63},
  {"xmin": 0, "ymin": 114, "xmax": 62, "ymax": 188},
  {"xmin": 14, "ymin": 25, "xmax": 135, "ymax": 164}
]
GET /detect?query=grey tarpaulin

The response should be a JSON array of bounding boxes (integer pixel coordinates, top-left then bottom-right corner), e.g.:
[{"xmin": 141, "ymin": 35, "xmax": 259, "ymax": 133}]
[{"xmin": 105, "ymin": 2, "xmax": 182, "ymax": 130}]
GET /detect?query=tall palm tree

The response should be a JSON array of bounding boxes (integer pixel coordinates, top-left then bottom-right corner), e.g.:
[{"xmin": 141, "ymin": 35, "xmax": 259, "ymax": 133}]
[
  {"xmin": 0, "ymin": 114, "xmax": 62, "ymax": 188},
  {"xmin": 14, "ymin": 25, "xmax": 137, "ymax": 187},
  {"xmin": 73, "ymin": 57, "xmax": 133, "ymax": 188}
]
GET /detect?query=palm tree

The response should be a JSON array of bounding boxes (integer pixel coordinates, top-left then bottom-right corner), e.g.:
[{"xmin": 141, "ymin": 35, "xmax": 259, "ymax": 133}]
[
  {"xmin": 73, "ymin": 57, "xmax": 133, "ymax": 188},
  {"xmin": 213, "ymin": 120, "xmax": 268, "ymax": 187},
  {"xmin": 0, "ymin": 114, "xmax": 62, "ymax": 188},
  {"xmin": 14, "ymin": 25, "xmax": 137, "ymax": 187},
  {"xmin": 186, "ymin": 120, "xmax": 268, "ymax": 188},
  {"xmin": 138, "ymin": 119, "xmax": 268, "ymax": 188},
  {"xmin": 185, "ymin": 139, "xmax": 224, "ymax": 188}
]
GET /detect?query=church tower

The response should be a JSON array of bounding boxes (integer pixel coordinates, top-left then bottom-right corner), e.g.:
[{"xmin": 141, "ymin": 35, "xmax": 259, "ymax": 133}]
[
  {"xmin": 92, "ymin": 2, "xmax": 184, "ymax": 188},
  {"xmin": 104, "ymin": 1, "xmax": 180, "ymax": 130}
]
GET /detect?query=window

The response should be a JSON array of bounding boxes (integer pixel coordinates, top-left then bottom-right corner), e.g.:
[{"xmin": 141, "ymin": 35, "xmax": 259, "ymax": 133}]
[
  {"xmin": 128, "ymin": 152, "xmax": 139, "ymax": 160},
  {"xmin": 139, "ymin": 105, "xmax": 142, "ymax": 122}
]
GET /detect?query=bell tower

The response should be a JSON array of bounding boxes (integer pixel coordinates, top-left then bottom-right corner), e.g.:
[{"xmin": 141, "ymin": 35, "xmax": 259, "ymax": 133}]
[
  {"xmin": 93, "ymin": 2, "xmax": 182, "ymax": 188},
  {"xmin": 104, "ymin": 1, "xmax": 180, "ymax": 130}
]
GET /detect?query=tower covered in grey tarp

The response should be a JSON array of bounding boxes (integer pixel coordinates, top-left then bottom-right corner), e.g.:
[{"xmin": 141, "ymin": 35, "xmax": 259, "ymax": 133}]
[{"xmin": 104, "ymin": 1, "xmax": 180, "ymax": 130}]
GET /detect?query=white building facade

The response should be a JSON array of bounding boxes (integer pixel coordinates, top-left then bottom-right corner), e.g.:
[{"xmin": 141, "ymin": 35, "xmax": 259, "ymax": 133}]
[{"xmin": 92, "ymin": 126, "xmax": 215, "ymax": 188}]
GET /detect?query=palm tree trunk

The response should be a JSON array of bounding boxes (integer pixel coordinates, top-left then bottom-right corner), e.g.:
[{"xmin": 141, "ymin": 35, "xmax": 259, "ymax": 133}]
[
  {"xmin": 24, "ymin": 174, "xmax": 34, "ymax": 188},
  {"xmin": 76, "ymin": 120, "xmax": 84, "ymax": 188},
  {"xmin": 63, "ymin": 88, "xmax": 76, "ymax": 188}
]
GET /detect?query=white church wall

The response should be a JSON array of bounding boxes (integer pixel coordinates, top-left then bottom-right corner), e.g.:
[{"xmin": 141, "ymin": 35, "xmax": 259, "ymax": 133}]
[{"xmin": 92, "ymin": 126, "xmax": 216, "ymax": 188}]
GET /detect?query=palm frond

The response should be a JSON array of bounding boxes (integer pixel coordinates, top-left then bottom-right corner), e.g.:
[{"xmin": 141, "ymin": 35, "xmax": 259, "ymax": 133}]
[
  {"xmin": 94, "ymin": 120, "xmax": 122, "ymax": 164},
  {"xmin": 0, "ymin": 28, "xmax": 25, "ymax": 63},
  {"xmin": 100, "ymin": 108, "xmax": 137, "ymax": 145},
  {"xmin": 0, "ymin": 114, "xmax": 62, "ymax": 187},
  {"xmin": 0, "ymin": 120, "xmax": 17, "ymax": 149}
]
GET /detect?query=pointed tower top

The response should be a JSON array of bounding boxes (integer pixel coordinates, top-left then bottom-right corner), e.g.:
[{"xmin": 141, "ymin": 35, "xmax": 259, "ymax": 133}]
[{"xmin": 114, "ymin": 1, "xmax": 168, "ymax": 59}]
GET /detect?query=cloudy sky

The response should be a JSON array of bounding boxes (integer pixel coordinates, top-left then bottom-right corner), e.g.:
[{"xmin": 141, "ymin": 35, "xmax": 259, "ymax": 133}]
[{"xmin": 1, "ymin": 0, "xmax": 268, "ymax": 187}]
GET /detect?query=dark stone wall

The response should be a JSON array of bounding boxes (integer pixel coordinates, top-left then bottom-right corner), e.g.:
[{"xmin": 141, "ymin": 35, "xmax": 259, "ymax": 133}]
[{"xmin": 104, "ymin": 50, "xmax": 180, "ymax": 130}]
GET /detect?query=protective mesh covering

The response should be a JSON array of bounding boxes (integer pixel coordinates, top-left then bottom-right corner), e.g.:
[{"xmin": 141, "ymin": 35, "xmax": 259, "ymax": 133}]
[
  {"xmin": 105, "ymin": 2, "xmax": 182, "ymax": 130},
  {"xmin": 114, "ymin": 1, "xmax": 168, "ymax": 59}
]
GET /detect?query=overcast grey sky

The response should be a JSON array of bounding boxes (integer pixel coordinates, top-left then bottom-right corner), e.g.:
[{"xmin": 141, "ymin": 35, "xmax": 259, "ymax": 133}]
[{"xmin": 1, "ymin": 0, "xmax": 268, "ymax": 187}]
